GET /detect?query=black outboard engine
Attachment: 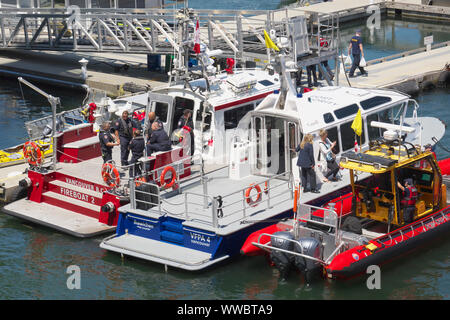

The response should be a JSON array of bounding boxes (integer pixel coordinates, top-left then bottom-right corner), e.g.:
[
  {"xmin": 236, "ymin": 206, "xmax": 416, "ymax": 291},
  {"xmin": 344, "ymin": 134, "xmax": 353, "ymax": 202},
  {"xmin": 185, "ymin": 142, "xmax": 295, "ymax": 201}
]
[
  {"xmin": 270, "ymin": 231, "xmax": 294, "ymax": 280},
  {"xmin": 292, "ymin": 237, "xmax": 323, "ymax": 284}
]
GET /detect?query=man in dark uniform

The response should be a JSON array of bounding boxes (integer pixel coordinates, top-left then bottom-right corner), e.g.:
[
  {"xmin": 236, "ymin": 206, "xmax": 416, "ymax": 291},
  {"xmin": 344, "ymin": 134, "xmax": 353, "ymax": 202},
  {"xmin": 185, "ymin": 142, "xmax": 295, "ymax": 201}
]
[
  {"xmin": 113, "ymin": 110, "xmax": 141, "ymax": 167},
  {"xmin": 147, "ymin": 121, "xmax": 171, "ymax": 155},
  {"xmin": 145, "ymin": 111, "xmax": 163, "ymax": 140},
  {"xmin": 99, "ymin": 121, "xmax": 119, "ymax": 163},
  {"xmin": 128, "ymin": 129, "xmax": 145, "ymax": 177},
  {"xmin": 348, "ymin": 29, "xmax": 368, "ymax": 78},
  {"xmin": 177, "ymin": 109, "xmax": 194, "ymax": 156}
]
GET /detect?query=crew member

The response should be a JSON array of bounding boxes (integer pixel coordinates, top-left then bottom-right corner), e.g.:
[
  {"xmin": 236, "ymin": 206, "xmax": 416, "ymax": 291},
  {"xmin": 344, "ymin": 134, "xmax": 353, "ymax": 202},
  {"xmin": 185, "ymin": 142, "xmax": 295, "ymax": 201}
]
[
  {"xmin": 397, "ymin": 178, "xmax": 418, "ymax": 224},
  {"xmin": 146, "ymin": 121, "xmax": 171, "ymax": 155},
  {"xmin": 177, "ymin": 109, "xmax": 194, "ymax": 156},
  {"xmin": 145, "ymin": 111, "xmax": 163, "ymax": 139},
  {"xmin": 128, "ymin": 129, "xmax": 145, "ymax": 177},
  {"xmin": 99, "ymin": 121, "xmax": 119, "ymax": 163},
  {"xmin": 348, "ymin": 29, "xmax": 368, "ymax": 78},
  {"xmin": 113, "ymin": 110, "xmax": 141, "ymax": 167}
]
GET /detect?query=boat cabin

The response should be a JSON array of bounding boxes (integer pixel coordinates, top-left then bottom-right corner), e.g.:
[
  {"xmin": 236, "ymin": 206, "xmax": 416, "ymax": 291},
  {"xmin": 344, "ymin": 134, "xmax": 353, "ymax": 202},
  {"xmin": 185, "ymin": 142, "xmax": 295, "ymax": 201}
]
[
  {"xmin": 340, "ymin": 138, "xmax": 445, "ymax": 226},
  {"xmin": 237, "ymin": 85, "xmax": 429, "ymax": 180},
  {"xmin": 111, "ymin": 69, "xmax": 280, "ymax": 163}
]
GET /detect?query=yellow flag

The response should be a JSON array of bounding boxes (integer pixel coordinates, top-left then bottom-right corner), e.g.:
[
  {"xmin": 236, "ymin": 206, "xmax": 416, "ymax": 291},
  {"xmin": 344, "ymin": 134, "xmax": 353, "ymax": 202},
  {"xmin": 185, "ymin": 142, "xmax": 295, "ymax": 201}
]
[
  {"xmin": 351, "ymin": 109, "xmax": 362, "ymax": 136},
  {"xmin": 264, "ymin": 30, "xmax": 279, "ymax": 52}
]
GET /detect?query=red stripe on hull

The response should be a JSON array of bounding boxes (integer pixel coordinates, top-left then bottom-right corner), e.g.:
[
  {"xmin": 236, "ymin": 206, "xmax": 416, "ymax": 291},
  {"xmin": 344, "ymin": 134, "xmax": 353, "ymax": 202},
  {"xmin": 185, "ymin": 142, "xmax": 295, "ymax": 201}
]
[
  {"xmin": 214, "ymin": 91, "xmax": 274, "ymax": 111},
  {"xmin": 41, "ymin": 193, "xmax": 100, "ymax": 219}
]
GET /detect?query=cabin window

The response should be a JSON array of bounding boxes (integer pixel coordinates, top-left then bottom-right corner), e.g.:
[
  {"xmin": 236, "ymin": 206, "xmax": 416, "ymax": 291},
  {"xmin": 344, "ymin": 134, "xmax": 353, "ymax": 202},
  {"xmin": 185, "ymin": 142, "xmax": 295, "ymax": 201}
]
[
  {"xmin": 258, "ymin": 80, "xmax": 274, "ymax": 87},
  {"xmin": 288, "ymin": 122, "xmax": 298, "ymax": 160},
  {"xmin": 326, "ymin": 126, "xmax": 340, "ymax": 154},
  {"xmin": 224, "ymin": 104, "xmax": 254, "ymax": 130},
  {"xmin": 367, "ymin": 113, "xmax": 380, "ymax": 140},
  {"xmin": 153, "ymin": 102, "xmax": 168, "ymax": 122},
  {"xmin": 360, "ymin": 96, "xmax": 392, "ymax": 110},
  {"xmin": 334, "ymin": 104, "xmax": 359, "ymax": 120},
  {"xmin": 173, "ymin": 97, "xmax": 195, "ymax": 131},
  {"xmin": 255, "ymin": 117, "xmax": 262, "ymax": 169},
  {"xmin": 195, "ymin": 102, "xmax": 211, "ymax": 132},
  {"xmin": 323, "ymin": 112, "xmax": 334, "ymax": 124},
  {"xmin": 340, "ymin": 120, "xmax": 366, "ymax": 151}
]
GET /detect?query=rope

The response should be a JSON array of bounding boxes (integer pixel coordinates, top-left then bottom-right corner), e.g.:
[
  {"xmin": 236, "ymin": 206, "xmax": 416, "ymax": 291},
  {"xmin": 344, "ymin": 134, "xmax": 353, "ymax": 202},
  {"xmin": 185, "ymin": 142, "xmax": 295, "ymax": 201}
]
[{"xmin": 432, "ymin": 137, "xmax": 450, "ymax": 154}]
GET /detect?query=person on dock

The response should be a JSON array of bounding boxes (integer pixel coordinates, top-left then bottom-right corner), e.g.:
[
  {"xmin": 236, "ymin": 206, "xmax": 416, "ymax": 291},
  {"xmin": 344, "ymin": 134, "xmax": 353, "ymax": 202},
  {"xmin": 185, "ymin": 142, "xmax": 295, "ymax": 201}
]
[
  {"xmin": 397, "ymin": 178, "xmax": 418, "ymax": 224},
  {"xmin": 296, "ymin": 134, "xmax": 319, "ymax": 193},
  {"xmin": 128, "ymin": 129, "xmax": 145, "ymax": 177},
  {"xmin": 177, "ymin": 109, "xmax": 195, "ymax": 156},
  {"xmin": 348, "ymin": 29, "xmax": 368, "ymax": 78},
  {"xmin": 318, "ymin": 129, "xmax": 340, "ymax": 182},
  {"xmin": 113, "ymin": 110, "xmax": 141, "ymax": 167},
  {"xmin": 146, "ymin": 121, "xmax": 171, "ymax": 155},
  {"xmin": 99, "ymin": 121, "xmax": 119, "ymax": 164}
]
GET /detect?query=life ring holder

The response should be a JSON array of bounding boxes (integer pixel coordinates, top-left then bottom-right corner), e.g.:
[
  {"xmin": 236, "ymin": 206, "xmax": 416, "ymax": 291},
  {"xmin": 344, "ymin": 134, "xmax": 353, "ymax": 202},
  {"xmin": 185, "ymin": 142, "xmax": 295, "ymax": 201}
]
[
  {"xmin": 101, "ymin": 162, "xmax": 120, "ymax": 188},
  {"xmin": 160, "ymin": 166, "xmax": 177, "ymax": 189},
  {"xmin": 23, "ymin": 141, "xmax": 44, "ymax": 167},
  {"xmin": 245, "ymin": 183, "xmax": 262, "ymax": 207}
]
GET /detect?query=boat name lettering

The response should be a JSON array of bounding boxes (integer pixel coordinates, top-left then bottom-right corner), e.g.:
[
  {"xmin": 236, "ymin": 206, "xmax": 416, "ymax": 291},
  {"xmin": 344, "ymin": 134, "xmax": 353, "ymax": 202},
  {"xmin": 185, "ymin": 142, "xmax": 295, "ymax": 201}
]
[
  {"xmin": 133, "ymin": 220, "xmax": 154, "ymax": 231},
  {"xmin": 60, "ymin": 187, "xmax": 95, "ymax": 204},
  {"xmin": 64, "ymin": 177, "xmax": 107, "ymax": 193},
  {"xmin": 190, "ymin": 232, "xmax": 211, "ymax": 246}
]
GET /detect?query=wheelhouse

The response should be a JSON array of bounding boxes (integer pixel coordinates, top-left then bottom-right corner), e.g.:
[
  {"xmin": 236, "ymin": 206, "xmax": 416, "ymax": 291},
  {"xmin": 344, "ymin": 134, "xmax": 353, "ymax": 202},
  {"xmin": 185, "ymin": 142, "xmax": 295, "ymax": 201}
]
[{"xmin": 340, "ymin": 141, "xmax": 445, "ymax": 227}]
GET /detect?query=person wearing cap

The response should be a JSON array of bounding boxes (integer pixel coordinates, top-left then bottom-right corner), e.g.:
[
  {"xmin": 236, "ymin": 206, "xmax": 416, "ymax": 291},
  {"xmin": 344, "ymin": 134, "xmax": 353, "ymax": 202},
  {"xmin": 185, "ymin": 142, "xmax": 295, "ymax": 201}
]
[
  {"xmin": 99, "ymin": 121, "xmax": 119, "ymax": 163},
  {"xmin": 348, "ymin": 29, "xmax": 368, "ymax": 78},
  {"xmin": 177, "ymin": 109, "xmax": 195, "ymax": 156},
  {"xmin": 113, "ymin": 110, "xmax": 141, "ymax": 167},
  {"xmin": 397, "ymin": 178, "xmax": 418, "ymax": 224}
]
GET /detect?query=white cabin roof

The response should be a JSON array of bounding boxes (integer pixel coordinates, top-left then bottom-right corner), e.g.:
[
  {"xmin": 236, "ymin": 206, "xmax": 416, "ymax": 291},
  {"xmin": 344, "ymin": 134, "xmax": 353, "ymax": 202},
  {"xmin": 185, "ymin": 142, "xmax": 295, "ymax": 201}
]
[{"xmin": 255, "ymin": 86, "xmax": 409, "ymax": 133}]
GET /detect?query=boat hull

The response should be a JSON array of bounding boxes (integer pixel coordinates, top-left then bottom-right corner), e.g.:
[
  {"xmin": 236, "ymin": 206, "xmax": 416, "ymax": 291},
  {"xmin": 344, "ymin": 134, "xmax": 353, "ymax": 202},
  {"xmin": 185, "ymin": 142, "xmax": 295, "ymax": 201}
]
[{"xmin": 326, "ymin": 206, "xmax": 450, "ymax": 279}]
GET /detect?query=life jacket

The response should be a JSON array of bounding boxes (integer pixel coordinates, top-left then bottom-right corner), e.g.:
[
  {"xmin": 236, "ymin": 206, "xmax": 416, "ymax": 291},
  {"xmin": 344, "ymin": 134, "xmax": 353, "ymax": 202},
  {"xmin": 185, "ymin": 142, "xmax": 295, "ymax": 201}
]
[{"xmin": 401, "ymin": 186, "xmax": 418, "ymax": 206}]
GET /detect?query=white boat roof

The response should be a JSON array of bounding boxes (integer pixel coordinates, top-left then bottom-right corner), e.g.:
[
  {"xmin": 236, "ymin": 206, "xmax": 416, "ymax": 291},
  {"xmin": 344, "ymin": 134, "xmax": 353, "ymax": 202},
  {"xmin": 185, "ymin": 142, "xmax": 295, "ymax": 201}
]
[
  {"xmin": 114, "ymin": 69, "xmax": 280, "ymax": 111},
  {"xmin": 255, "ymin": 86, "xmax": 410, "ymax": 133}
]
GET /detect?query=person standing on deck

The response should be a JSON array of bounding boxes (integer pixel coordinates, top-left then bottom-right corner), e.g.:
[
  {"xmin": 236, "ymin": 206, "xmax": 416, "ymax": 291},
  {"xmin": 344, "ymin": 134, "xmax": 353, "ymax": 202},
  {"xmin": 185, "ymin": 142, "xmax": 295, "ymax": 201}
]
[
  {"xmin": 177, "ymin": 109, "xmax": 195, "ymax": 156},
  {"xmin": 128, "ymin": 129, "xmax": 145, "ymax": 177},
  {"xmin": 296, "ymin": 134, "xmax": 319, "ymax": 193},
  {"xmin": 113, "ymin": 110, "xmax": 141, "ymax": 167},
  {"xmin": 99, "ymin": 121, "xmax": 119, "ymax": 164},
  {"xmin": 348, "ymin": 29, "xmax": 368, "ymax": 78}
]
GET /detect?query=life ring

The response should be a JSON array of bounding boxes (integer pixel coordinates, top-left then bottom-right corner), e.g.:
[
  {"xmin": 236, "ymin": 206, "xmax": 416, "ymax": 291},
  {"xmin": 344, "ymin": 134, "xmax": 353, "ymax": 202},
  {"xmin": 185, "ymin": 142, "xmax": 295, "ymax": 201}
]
[
  {"xmin": 245, "ymin": 183, "xmax": 262, "ymax": 207},
  {"xmin": 23, "ymin": 141, "xmax": 44, "ymax": 167},
  {"xmin": 135, "ymin": 176, "xmax": 147, "ymax": 187},
  {"xmin": 101, "ymin": 163, "xmax": 120, "ymax": 188},
  {"xmin": 160, "ymin": 166, "xmax": 177, "ymax": 189}
]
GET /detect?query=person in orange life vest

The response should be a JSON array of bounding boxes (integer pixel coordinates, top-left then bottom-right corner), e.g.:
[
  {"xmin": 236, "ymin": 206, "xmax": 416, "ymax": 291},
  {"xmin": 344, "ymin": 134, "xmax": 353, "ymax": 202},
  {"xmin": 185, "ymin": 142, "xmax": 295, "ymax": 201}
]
[{"xmin": 397, "ymin": 178, "xmax": 418, "ymax": 224}]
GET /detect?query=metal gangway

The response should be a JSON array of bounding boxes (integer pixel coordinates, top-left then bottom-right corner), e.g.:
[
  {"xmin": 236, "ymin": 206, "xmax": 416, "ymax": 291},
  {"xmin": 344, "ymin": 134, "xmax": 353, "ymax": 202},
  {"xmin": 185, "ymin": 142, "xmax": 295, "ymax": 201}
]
[{"xmin": 0, "ymin": 6, "xmax": 340, "ymax": 70}]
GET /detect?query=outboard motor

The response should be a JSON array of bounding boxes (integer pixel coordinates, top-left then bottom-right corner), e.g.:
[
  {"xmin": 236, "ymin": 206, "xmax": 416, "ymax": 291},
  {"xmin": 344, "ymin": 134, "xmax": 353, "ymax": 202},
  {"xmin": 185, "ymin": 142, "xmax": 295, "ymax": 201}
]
[
  {"xmin": 292, "ymin": 237, "xmax": 323, "ymax": 284},
  {"xmin": 42, "ymin": 117, "xmax": 63, "ymax": 137},
  {"xmin": 270, "ymin": 231, "xmax": 295, "ymax": 280}
]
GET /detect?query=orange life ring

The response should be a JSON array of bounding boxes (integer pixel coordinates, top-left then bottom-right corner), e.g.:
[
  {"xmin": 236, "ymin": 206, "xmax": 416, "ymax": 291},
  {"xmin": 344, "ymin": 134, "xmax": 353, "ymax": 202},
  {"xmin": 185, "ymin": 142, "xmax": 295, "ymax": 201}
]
[
  {"xmin": 101, "ymin": 163, "xmax": 120, "ymax": 188},
  {"xmin": 245, "ymin": 183, "xmax": 262, "ymax": 207},
  {"xmin": 160, "ymin": 166, "xmax": 177, "ymax": 189},
  {"xmin": 23, "ymin": 141, "xmax": 44, "ymax": 166},
  {"xmin": 135, "ymin": 176, "xmax": 147, "ymax": 187}
]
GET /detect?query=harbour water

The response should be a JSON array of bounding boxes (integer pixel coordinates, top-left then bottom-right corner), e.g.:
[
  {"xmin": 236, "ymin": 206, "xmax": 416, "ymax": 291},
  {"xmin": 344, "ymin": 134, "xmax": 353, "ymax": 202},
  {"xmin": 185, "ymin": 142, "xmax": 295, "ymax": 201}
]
[{"xmin": 0, "ymin": 4, "xmax": 449, "ymax": 300}]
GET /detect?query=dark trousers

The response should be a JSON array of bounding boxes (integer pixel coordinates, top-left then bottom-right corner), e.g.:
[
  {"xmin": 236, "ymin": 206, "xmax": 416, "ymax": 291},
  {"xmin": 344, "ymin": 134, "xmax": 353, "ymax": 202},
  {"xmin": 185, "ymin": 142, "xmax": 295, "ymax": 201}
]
[
  {"xmin": 119, "ymin": 136, "xmax": 131, "ymax": 166},
  {"xmin": 129, "ymin": 156, "xmax": 142, "ymax": 177},
  {"xmin": 325, "ymin": 159, "xmax": 339, "ymax": 179},
  {"xmin": 349, "ymin": 54, "xmax": 366, "ymax": 76},
  {"xmin": 319, "ymin": 61, "xmax": 334, "ymax": 80},
  {"xmin": 102, "ymin": 150, "xmax": 112, "ymax": 164},
  {"xmin": 307, "ymin": 65, "xmax": 318, "ymax": 87},
  {"xmin": 403, "ymin": 206, "xmax": 415, "ymax": 224},
  {"xmin": 299, "ymin": 167, "xmax": 317, "ymax": 190}
]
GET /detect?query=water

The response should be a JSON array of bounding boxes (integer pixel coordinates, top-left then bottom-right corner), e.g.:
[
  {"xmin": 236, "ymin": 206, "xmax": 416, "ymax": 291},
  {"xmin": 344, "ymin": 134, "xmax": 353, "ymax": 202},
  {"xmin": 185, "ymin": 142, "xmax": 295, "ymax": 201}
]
[{"xmin": 0, "ymin": 4, "xmax": 449, "ymax": 300}]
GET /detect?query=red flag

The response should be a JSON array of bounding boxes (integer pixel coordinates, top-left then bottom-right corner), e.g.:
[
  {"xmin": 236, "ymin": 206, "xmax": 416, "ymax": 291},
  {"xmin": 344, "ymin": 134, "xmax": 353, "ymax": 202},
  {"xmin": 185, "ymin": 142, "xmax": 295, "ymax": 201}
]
[{"xmin": 193, "ymin": 20, "xmax": 201, "ymax": 54}]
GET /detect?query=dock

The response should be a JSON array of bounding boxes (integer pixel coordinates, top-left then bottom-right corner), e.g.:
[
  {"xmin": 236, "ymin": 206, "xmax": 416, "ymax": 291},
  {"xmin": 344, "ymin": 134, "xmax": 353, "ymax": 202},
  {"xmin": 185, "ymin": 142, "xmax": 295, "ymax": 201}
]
[{"xmin": 0, "ymin": 0, "xmax": 448, "ymax": 96}]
